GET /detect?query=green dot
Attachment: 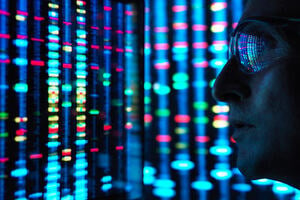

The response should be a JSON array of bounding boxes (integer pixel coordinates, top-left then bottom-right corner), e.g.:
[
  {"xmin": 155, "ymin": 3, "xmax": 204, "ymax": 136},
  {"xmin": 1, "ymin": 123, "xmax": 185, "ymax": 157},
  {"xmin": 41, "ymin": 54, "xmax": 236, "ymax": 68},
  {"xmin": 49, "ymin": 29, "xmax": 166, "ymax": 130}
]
[
  {"xmin": 124, "ymin": 89, "xmax": 133, "ymax": 96},
  {"xmin": 0, "ymin": 112, "xmax": 8, "ymax": 119},
  {"xmin": 49, "ymin": 124, "xmax": 57, "ymax": 128},
  {"xmin": 153, "ymin": 84, "xmax": 170, "ymax": 95},
  {"xmin": 14, "ymin": 83, "xmax": 28, "ymax": 92},
  {"xmin": 103, "ymin": 81, "xmax": 111, "ymax": 86},
  {"xmin": 173, "ymin": 82, "xmax": 189, "ymax": 90},
  {"xmin": 89, "ymin": 109, "xmax": 99, "ymax": 115},
  {"xmin": 62, "ymin": 102, "xmax": 72, "ymax": 107},
  {"xmin": 0, "ymin": 132, "xmax": 8, "ymax": 138},
  {"xmin": 193, "ymin": 102, "xmax": 208, "ymax": 110},
  {"xmin": 172, "ymin": 73, "xmax": 189, "ymax": 82},
  {"xmin": 155, "ymin": 109, "xmax": 170, "ymax": 117},
  {"xmin": 103, "ymin": 73, "xmax": 111, "ymax": 78},
  {"xmin": 144, "ymin": 82, "xmax": 152, "ymax": 90},
  {"xmin": 144, "ymin": 97, "xmax": 151, "ymax": 104},
  {"xmin": 193, "ymin": 117, "xmax": 209, "ymax": 124}
]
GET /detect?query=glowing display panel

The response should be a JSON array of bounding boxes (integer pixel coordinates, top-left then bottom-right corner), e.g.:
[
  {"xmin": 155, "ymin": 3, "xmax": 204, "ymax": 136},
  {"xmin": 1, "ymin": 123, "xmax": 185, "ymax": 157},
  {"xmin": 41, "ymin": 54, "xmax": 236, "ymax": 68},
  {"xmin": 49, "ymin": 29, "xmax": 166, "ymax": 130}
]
[{"xmin": 0, "ymin": 0, "xmax": 142, "ymax": 199}]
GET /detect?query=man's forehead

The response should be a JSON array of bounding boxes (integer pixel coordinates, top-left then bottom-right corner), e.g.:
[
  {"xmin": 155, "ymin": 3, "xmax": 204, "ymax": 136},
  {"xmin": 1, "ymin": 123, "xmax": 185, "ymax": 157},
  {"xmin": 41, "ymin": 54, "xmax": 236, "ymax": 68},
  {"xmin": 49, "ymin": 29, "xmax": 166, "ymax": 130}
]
[{"xmin": 239, "ymin": 0, "xmax": 300, "ymax": 23}]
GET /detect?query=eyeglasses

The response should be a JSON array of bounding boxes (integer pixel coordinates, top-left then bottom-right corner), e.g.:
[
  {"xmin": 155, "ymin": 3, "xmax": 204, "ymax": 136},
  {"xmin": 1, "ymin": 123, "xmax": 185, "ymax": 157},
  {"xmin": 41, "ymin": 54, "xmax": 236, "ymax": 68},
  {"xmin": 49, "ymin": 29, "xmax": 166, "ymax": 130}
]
[{"xmin": 228, "ymin": 16, "xmax": 300, "ymax": 74}]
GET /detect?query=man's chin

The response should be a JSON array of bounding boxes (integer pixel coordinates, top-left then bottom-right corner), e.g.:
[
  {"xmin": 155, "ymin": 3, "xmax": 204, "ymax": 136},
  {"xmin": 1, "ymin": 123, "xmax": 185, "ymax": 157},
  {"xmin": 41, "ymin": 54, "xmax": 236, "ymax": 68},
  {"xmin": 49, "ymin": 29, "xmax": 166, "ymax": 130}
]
[
  {"xmin": 238, "ymin": 165, "xmax": 262, "ymax": 180},
  {"xmin": 236, "ymin": 155, "xmax": 264, "ymax": 180}
]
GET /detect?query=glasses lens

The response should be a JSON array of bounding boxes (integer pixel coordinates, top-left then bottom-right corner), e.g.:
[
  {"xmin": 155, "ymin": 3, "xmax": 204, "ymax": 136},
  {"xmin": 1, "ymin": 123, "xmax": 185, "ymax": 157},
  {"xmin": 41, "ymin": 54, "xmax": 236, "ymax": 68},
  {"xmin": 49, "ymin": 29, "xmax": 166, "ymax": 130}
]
[{"xmin": 236, "ymin": 32, "xmax": 266, "ymax": 73}]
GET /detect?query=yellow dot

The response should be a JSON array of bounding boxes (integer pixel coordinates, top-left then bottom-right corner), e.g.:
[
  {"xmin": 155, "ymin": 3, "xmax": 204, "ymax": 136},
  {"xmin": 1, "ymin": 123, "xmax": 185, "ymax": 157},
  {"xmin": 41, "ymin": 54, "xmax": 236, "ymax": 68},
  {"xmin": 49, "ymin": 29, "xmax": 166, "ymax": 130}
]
[
  {"xmin": 63, "ymin": 46, "xmax": 72, "ymax": 52},
  {"xmin": 212, "ymin": 105, "xmax": 229, "ymax": 113},
  {"xmin": 175, "ymin": 127, "xmax": 188, "ymax": 135},
  {"xmin": 175, "ymin": 142, "xmax": 188, "ymax": 149},
  {"xmin": 78, "ymin": 133, "xmax": 86, "ymax": 137},
  {"xmin": 15, "ymin": 136, "xmax": 27, "ymax": 142},
  {"xmin": 48, "ymin": 115, "xmax": 59, "ymax": 122},
  {"xmin": 16, "ymin": 15, "xmax": 26, "ymax": 21},
  {"xmin": 62, "ymin": 149, "xmax": 71, "ymax": 153},
  {"xmin": 211, "ymin": 25, "xmax": 226, "ymax": 33},
  {"xmin": 62, "ymin": 156, "xmax": 72, "ymax": 162},
  {"xmin": 212, "ymin": 120, "xmax": 229, "ymax": 128},
  {"xmin": 49, "ymin": 134, "xmax": 59, "ymax": 139},
  {"xmin": 48, "ymin": 3, "xmax": 59, "ymax": 8},
  {"xmin": 76, "ymin": 115, "xmax": 86, "ymax": 121}
]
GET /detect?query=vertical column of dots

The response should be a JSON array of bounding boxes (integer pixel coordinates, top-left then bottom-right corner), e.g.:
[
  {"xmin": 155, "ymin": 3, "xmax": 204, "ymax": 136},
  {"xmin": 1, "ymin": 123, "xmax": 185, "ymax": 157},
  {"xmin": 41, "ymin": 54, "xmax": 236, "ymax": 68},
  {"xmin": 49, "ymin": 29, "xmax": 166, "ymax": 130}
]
[
  {"xmin": 209, "ymin": 1, "xmax": 232, "ymax": 199},
  {"xmin": 111, "ymin": 1, "xmax": 125, "ymax": 190},
  {"xmin": 143, "ymin": 0, "xmax": 157, "ymax": 187},
  {"xmin": 152, "ymin": 0, "xmax": 175, "ymax": 199},
  {"xmin": 124, "ymin": 4, "xmax": 142, "ymax": 198},
  {"xmin": 74, "ymin": 0, "xmax": 88, "ymax": 199},
  {"xmin": 100, "ymin": 0, "xmax": 113, "ymax": 193},
  {"xmin": 28, "ymin": 0, "xmax": 45, "ymax": 198},
  {"xmin": 171, "ymin": 0, "xmax": 194, "ymax": 199},
  {"xmin": 0, "ymin": 1, "xmax": 10, "ymax": 199},
  {"xmin": 61, "ymin": 0, "xmax": 73, "ymax": 198},
  {"xmin": 87, "ymin": 0, "xmax": 101, "ymax": 198},
  {"xmin": 124, "ymin": 5, "xmax": 134, "ymax": 135},
  {"xmin": 11, "ymin": 0, "xmax": 29, "ymax": 199},
  {"xmin": 45, "ymin": 1, "xmax": 61, "ymax": 199},
  {"xmin": 190, "ymin": 0, "xmax": 213, "ymax": 196}
]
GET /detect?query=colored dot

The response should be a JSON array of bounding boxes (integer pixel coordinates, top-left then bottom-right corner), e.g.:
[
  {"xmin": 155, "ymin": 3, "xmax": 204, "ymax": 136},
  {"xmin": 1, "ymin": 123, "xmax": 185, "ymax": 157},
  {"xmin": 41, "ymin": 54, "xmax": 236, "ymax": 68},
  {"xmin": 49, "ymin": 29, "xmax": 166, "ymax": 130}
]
[
  {"xmin": 155, "ymin": 109, "xmax": 170, "ymax": 117},
  {"xmin": 171, "ymin": 160, "xmax": 195, "ymax": 171},
  {"xmin": 193, "ymin": 102, "xmax": 208, "ymax": 110}
]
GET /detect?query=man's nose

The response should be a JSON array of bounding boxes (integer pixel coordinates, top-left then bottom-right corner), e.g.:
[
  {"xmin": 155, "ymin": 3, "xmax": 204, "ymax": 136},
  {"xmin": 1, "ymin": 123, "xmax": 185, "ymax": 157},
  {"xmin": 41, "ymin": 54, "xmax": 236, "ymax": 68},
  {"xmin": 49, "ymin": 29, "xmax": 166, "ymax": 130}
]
[{"xmin": 211, "ymin": 57, "xmax": 251, "ymax": 103}]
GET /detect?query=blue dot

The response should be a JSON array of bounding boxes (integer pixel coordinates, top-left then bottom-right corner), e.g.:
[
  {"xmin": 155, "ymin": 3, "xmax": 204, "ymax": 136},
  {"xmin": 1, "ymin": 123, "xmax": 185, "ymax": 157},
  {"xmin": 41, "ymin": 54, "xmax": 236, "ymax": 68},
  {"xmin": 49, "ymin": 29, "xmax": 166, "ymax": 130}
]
[
  {"xmin": 11, "ymin": 168, "xmax": 28, "ymax": 177},
  {"xmin": 272, "ymin": 182, "xmax": 294, "ymax": 194},
  {"xmin": 210, "ymin": 169, "xmax": 232, "ymax": 180},
  {"xmin": 153, "ymin": 188, "xmax": 176, "ymax": 198},
  {"xmin": 153, "ymin": 179, "xmax": 175, "ymax": 188},
  {"xmin": 251, "ymin": 178, "xmax": 273, "ymax": 186},
  {"xmin": 232, "ymin": 183, "xmax": 252, "ymax": 192},
  {"xmin": 171, "ymin": 160, "xmax": 195, "ymax": 171},
  {"xmin": 143, "ymin": 166, "xmax": 156, "ymax": 175},
  {"xmin": 192, "ymin": 180, "xmax": 213, "ymax": 191},
  {"xmin": 210, "ymin": 145, "xmax": 232, "ymax": 156}
]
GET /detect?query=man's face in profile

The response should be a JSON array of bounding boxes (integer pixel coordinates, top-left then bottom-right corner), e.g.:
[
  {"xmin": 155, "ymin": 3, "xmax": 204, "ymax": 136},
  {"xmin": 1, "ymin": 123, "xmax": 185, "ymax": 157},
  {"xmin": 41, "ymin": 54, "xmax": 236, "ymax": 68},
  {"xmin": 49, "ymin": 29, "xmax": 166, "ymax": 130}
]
[{"xmin": 212, "ymin": 0, "xmax": 300, "ymax": 188}]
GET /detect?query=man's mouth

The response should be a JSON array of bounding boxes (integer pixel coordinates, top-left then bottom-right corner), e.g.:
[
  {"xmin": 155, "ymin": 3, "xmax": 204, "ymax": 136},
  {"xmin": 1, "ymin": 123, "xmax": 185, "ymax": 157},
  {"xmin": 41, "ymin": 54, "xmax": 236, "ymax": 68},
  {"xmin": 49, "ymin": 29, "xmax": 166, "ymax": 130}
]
[{"xmin": 230, "ymin": 119, "xmax": 255, "ymax": 141}]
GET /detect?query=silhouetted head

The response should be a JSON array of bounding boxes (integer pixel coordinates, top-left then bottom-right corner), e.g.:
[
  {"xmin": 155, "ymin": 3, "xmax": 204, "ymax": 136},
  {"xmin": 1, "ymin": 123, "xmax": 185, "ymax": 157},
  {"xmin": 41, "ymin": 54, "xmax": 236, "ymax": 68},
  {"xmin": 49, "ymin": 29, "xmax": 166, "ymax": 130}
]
[{"xmin": 212, "ymin": 0, "xmax": 300, "ymax": 188}]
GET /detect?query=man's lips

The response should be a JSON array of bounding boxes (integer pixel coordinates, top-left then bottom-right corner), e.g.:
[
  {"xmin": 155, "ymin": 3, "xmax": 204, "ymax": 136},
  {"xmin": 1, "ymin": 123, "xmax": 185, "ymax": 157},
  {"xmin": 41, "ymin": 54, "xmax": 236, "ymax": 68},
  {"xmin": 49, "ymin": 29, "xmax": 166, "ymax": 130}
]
[
  {"xmin": 229, "ymin": 119, "xmax": 255, "ymax": 141},
  {"xmin": 230, "ymin": 119, "xmax": 255, "ymax": 129}
]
